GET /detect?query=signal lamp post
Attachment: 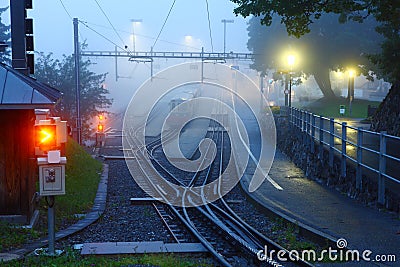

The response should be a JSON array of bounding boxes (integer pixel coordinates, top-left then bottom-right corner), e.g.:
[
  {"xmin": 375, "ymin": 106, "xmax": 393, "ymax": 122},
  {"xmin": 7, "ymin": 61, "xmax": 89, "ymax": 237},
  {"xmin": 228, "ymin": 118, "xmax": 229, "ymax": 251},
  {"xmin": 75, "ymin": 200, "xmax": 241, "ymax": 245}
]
[
  {"xmin": 96, "ymin": 114, "xmax": 105, "ymax": 147},
  {"xmin": 348, "ymin": 69, "xmax": 355, "ymax": 116},
  {"xmin": 221, "ymin": 19, "xmax": 234, "ymax": 55},
  {"xmin": 35, "ymin": 117, "xmax": 68, "ymax": 256},
  {"xmin": 130, "ymin": 19, "xmax": 143, "ymax": 52},
  {"xmin": 287, "ymin": 55, "xmax": 295, "ymax": 108}
]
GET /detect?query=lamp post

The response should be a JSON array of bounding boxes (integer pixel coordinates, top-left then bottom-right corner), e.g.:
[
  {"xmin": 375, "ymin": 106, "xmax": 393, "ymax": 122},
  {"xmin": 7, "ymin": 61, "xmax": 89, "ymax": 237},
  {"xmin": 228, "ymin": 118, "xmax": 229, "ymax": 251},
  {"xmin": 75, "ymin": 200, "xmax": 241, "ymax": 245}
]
[
  {"xmin": 348, "ymin": 69, "xmax": 355, "ymax": 116},
  {"xmin": 221, "ymin": 19, "xmax": 234, "ymax": 55},
  {"xmin": 130, "ymin": 19, "xmax": 142, "ymax": 52},
  {"xmin": 287, "ymin": 54, "xmax": 295, "ymax": 107},
  {"xmin": 184, "ymin": 35, "xmax": 193, "ymax": 52}
]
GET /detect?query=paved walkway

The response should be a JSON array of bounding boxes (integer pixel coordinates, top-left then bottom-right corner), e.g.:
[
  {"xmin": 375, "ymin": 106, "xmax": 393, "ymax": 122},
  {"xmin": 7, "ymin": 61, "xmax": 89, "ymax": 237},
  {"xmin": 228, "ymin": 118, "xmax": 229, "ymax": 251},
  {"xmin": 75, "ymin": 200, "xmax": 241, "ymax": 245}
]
[{"xmin": 241, "ymin": 150, "xmax": 400, "ymax": 267}]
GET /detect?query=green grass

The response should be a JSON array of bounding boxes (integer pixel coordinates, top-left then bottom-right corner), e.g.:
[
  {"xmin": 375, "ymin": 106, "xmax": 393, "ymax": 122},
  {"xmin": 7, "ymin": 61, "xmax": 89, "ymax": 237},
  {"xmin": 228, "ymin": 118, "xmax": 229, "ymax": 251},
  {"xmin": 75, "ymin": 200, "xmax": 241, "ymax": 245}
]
[
  {"xmin": 0, "ymin": 222, "xmax": 41, "ymax": 252},
  {"xmin": 54, "ymin": 137, "xmax": 102, "ymax": 221},
  {"xmin": 0, "ymin": 138, "xmax": 102, "ymax": 251},
  {"xmin": 269, "ymin": 105, "xmax": 281, "ymax": 114},
  {"xmin": 2, "ymin": 249, "xmax": 212, "ymax": 267},
  {"xmin": 1, "ymin": 140, "xmax": 214, "ymax": 266},
  {"xmin": 271, "ymin": 218, "xmax": 317, "ymax": 252},
  {"xmin": 295, "ymin": 97, "xmax": 381, "ymax": 118}
]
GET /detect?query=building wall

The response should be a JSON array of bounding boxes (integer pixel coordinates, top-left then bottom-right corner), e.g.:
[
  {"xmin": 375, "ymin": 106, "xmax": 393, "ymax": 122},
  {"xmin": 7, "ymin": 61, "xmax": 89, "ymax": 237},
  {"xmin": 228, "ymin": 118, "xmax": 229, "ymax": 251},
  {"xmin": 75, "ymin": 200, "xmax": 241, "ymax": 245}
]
[{"xmin": 0, "ymin": 109, "xmax": 36, "ymax": 223}]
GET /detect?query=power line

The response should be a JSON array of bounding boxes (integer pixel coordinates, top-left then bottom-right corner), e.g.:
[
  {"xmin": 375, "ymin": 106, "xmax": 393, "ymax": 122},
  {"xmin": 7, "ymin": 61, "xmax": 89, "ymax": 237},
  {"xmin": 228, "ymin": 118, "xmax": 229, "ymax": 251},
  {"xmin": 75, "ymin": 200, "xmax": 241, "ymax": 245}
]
[
  {"xmin": 58, "ymin": 0, "xmax": 72, "ymax": 20},
  {"xmin": 58, "ymin": 0, "xmax": 85, "ymax": 40},
  {"xmin": 152, "ymin": 0, "xmax": 177, "ymax": 49},
  {"xmin": 83, "ymin": 20, "xmax": 202, "ymax": 51},
  {"xmin": 205, "ymin": 0, "xmax": 214, "ymax": 52},
  {"xmin": 93, "ymin": 0, "xmax": 130, "ymax": 52},
  {"xmin": 79, "ymin": 20, "xmax": 127, "ymax": 51}
]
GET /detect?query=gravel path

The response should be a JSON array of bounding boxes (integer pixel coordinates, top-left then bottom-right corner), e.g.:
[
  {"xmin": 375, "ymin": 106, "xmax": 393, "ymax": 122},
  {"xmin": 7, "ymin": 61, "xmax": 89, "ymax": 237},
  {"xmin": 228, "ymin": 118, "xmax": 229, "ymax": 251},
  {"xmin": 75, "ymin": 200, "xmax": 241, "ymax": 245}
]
[
  {"xmin": 58, "ymin": 134, "xmax": 317, "ymax": 263},
  {"xmin": 60, "ymin": 137, "xmax": 172, "ymax": 246}
]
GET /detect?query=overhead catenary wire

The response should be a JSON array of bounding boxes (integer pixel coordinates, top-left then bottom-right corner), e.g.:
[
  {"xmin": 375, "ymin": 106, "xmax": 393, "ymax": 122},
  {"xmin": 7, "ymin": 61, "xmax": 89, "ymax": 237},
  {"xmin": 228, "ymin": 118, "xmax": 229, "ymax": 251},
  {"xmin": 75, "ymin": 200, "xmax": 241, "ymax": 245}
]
[
  {"xmin": 93, "ymin": 0, "xmax": 130, "ymax": 52},
  {"xmin": 83, "ymin": 20, "xmax": 202, "ymax": 51},
  {"xmin": 205, "ymin": 0, "xmax": 214, "ymax": 53},
  {"xmin": 58, "ymin": 0, "xmax": 73, "ymax": 20},
  {"xmin": 152, "ymin": 0, "xmax": 177, "ymax": 49},
  {"xmin": 60, "ymin": 1, "xmax": 215, "ymax": 53},
  {"xmin": 79, "ymin": 20, "xmax": 128, "ymax": 51},
  {"xmin": 58, "ymin": 0, "xmax": 85, "ymax": 40}
]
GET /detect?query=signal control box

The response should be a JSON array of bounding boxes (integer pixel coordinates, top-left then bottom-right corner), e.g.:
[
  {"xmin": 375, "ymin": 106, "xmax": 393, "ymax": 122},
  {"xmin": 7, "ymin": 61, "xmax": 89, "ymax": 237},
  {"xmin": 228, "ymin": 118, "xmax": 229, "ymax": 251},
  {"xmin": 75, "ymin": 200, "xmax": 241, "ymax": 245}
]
[{"xmin": 37, "ymin": 156, "xmax": 67, "ymax": 196}]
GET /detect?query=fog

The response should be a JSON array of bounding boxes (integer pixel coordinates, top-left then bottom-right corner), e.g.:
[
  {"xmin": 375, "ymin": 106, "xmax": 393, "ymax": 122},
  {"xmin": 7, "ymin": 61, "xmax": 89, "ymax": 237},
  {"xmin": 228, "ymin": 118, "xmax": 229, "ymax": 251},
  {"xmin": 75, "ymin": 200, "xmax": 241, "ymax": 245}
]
[{"xmin": 2, "ymin": 0, "xmax": 255, "ymax": 111}]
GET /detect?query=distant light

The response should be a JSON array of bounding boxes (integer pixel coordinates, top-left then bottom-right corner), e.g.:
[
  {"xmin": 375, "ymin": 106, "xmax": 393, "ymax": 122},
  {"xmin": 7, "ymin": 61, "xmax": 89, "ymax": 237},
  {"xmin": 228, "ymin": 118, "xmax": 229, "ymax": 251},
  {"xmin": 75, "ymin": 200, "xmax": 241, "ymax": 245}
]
[
  {"xmin": 348, "ymin": 69, "xmax": 355, "ymax": 77},
  {"xmin": 185, "ymin": 35, "xmax": 193, "ymax": 42},
  {"xmin": 130, "ymin": 18, "xmax": 143, "ymax": 24},
  {"xmin": 287, "ymin": 54, "xmax": 295, "ymax": 66}
]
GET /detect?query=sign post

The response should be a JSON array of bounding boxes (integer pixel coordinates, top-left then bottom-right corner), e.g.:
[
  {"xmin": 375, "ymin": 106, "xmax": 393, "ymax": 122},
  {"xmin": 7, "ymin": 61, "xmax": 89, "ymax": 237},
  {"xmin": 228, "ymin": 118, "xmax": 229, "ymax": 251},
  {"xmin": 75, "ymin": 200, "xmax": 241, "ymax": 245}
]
[{"xmin": 339, "ymin": 105, "xmax": 346, "ymax": 116}]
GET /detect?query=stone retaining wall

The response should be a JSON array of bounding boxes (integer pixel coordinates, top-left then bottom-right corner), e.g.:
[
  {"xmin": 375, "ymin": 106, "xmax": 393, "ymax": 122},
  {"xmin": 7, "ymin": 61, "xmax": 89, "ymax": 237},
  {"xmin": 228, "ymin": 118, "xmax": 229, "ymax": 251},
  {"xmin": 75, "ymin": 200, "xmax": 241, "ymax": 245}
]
[
  {"xmin": 275, "ymin": 116, "xmax": 400, "ymax": 214},
  {"xmin": 371, "ymin": 82, "xmax": 400, "ymax": 136}
]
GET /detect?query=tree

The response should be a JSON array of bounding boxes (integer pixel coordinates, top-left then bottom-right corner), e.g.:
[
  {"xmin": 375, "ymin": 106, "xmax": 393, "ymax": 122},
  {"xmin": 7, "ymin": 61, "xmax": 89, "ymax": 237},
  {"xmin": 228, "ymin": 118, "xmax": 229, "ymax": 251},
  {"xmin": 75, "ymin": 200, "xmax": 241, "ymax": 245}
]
[
  {"xmin": 34, "ymin": 44, "xmax": 113, "ymax": 138},
  {"xmin": 247, "ymin": 13, "xmax": 382, "ymax": 98},
  {"xmin": 231, "ymin": 0, "xmax": 400, "ymax": 136},
  {"xmin": 231, "ymin": 0, "xmax": 400, "ymax": 85},
  {"xmin": 0, "ymin": 6, "xmax": 11, "ymax": 64}
]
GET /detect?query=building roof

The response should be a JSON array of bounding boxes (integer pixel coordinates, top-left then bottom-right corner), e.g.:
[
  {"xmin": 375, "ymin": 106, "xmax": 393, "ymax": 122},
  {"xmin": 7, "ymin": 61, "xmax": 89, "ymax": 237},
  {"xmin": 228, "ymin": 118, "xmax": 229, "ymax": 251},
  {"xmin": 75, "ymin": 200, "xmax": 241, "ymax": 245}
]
[{"xmin": 0, "ymin": 63, "xmax": 62, "ymax": 109}]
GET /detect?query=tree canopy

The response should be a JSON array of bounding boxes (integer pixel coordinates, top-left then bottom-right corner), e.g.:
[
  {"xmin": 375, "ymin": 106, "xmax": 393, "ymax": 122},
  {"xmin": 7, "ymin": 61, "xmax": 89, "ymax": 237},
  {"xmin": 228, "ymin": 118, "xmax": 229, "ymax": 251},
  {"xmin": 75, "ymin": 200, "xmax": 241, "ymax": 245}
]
[
  {"xmin": 231, "ymin": 0, "xmax": 400, "ymax": 84},
  {"xmin": 247, "ymin": 13, "xmax": 382, "ymax": 98},
  {"xmin": 34, "ymin": 45, "xmax": 113, "ymax": 138}
]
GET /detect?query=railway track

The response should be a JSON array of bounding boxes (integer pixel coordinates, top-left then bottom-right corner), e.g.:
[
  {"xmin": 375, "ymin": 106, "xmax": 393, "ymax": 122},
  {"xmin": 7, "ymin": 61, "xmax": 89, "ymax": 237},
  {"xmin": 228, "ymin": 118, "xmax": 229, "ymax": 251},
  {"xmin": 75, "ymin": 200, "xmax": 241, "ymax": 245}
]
[{"xmin": 122, "ymin": 117, "xmax": 313, "ymax": 267}]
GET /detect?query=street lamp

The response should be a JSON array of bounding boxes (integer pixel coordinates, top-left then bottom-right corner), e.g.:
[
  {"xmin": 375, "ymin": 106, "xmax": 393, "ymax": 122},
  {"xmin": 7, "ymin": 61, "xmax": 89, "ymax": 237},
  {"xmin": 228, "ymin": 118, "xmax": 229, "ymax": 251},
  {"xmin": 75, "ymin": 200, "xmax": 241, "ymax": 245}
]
[
  {"xmin": 221, "ymin": 19, "xmax": 234, "ymax": 54},
  {"xmin": 348, "ymin": 69, "xmax": 355, "ymax": 116},
  {"xmin": 184, "ymin": 35, "xmax": 193, "ymax": 51},
  {"xmin": 184, "ymin": 35, "xmax": 193, "ymax": 42},
  {"xmin": 287, "ymin": 54, "xmax": 295, "ymax": 107},
  {"xmin": 130, "ymin": 19, "xmax": 142, "ymax": 52}
]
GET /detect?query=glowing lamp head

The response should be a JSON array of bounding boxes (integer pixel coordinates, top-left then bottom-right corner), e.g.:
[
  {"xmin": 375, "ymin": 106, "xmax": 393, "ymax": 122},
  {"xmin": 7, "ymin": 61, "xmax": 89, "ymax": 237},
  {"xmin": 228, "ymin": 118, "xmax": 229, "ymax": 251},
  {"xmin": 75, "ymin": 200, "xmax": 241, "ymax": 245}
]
[
  {"xmin": 184, "ymin": 35, "xmax": 193, "ymax": 42},
  {"xmin": 348, "ymin": 69, "xmax": 355, "ymax": 77},
  {"xmin": 97, "ymin": 124, "xmax": 104, "ymax": 132},
  {"xmin": 35, "ymin": 125, "xmax": 57, "ymax": 151},
  {"xmin": 287, "ymin": 54, "xmax": 295, "ymax": 67},
  {"xmin": 98, "ymin": 114, "xmax": 104, "ymax": 121}
]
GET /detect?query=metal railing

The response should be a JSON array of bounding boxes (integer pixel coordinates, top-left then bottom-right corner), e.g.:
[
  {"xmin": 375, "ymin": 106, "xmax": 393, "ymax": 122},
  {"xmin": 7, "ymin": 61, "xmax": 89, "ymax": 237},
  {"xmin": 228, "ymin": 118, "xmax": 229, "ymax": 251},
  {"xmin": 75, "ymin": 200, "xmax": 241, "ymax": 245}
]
[{"xmin": 284, "ymin": 107, "xmax": 400, "ymax": 205}]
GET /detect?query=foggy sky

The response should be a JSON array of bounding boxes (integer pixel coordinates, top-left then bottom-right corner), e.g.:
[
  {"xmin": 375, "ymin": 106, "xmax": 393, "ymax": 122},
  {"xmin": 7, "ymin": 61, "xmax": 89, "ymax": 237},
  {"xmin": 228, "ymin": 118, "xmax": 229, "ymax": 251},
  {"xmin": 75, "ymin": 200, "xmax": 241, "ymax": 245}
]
[{"xmin": 2, "ymin": 0, "xmax": 251, "ymax": 111}]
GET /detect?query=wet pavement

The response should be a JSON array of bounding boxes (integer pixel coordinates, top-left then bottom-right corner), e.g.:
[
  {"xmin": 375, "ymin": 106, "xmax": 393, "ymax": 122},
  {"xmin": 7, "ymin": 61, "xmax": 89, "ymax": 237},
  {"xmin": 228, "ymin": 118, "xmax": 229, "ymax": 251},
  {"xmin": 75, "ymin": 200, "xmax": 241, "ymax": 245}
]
[{"xmin": 241, "ymin": 149, "xmax": 400, "ymax": 266}]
